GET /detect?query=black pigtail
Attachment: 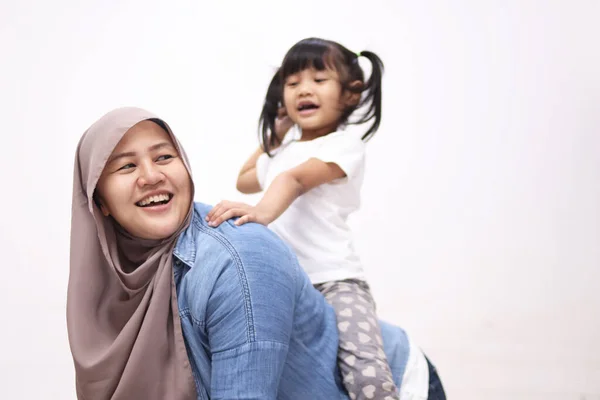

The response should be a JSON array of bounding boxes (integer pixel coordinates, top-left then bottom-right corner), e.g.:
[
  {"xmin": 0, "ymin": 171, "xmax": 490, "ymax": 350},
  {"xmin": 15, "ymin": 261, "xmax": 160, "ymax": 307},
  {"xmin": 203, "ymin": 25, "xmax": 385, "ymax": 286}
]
[
  {"xmin": 357, "ymin": 51, "xmax": 384, "ymax": 141},
  {"xmin": 258, "ymin": 69, "xmax": 283, "ymax": 156}
]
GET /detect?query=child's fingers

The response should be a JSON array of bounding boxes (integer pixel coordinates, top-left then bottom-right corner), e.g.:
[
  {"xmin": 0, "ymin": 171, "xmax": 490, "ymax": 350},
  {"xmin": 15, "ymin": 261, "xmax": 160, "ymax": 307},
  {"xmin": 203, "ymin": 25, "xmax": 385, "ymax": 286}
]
[
  {"xmin": 275, "ymin": 114, "xmax": 294, "ymax": 138},
  {"xmin": 209, "ymin": 208, "xmax": 246, "ymax": 227},
  {"xmin": 281, "ymin": 116, "xmax": 293, "ymax": 130},
  {"xmin": 206, "ymin": 201, "xmax": 227, "ymax": 221},
  {"xmin": 235, "ymin": 213, "xmax": 262, "ymax": 226},
  {"xmin": 205, "ymin": 206, "xmax": 217, "ymax": 221},
  {"xmin": 206, "ymin": 201, "xmax": 241, "ymax": 222},
  {"xmin": 235, "ymin": 215, "xmax": 252, "ymax": 226},
  {"xmin": 277, "ymin": 107, "xmax": 287, "ymax": 119}
]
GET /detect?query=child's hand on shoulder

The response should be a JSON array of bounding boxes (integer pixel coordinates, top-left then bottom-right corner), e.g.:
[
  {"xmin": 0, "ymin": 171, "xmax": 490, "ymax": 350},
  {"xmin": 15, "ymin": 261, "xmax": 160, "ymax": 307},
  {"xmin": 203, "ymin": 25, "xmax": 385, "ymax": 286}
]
[{"xmin": 206, "ymin": 201, "xmax": 275, "ymax": 227}]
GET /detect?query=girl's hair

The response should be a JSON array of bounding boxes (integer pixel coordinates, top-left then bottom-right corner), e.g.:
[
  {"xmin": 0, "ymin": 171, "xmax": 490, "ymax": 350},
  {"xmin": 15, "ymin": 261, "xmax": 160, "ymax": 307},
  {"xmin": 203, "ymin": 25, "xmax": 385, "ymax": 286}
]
[{"xmin": 259, "ymin": 37, "xmax": 384, "ymax": 155}]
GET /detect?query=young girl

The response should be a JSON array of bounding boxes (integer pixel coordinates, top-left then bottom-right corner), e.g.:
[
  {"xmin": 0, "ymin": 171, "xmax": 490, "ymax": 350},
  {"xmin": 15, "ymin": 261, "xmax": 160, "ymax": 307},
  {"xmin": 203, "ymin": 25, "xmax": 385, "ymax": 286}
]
[{"xmin": 206, "ymin": 37, "xmax": 399, "ymax": 399}]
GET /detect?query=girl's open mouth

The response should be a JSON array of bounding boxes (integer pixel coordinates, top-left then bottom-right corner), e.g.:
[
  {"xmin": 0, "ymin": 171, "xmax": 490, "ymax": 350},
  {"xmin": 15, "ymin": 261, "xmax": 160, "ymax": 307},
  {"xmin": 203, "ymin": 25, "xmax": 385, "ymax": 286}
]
[{"xmin": 297, "ymin": 102, "xmax": 319, "ymax": 112}]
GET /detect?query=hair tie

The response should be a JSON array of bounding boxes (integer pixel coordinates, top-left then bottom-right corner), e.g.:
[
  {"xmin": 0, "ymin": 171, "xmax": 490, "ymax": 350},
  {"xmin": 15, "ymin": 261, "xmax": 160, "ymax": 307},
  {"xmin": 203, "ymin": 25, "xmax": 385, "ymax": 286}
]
[{"xmin": 356, "ymin": 51, "xmax": 362, "ymax": 58}]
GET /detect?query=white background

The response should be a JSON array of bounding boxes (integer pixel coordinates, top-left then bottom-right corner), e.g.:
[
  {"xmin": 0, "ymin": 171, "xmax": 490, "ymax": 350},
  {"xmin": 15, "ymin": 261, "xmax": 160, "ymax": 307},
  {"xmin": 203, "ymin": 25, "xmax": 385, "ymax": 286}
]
[{"xmin": 1, "ymin": 0, "xmax": 599, "ymax": 399}]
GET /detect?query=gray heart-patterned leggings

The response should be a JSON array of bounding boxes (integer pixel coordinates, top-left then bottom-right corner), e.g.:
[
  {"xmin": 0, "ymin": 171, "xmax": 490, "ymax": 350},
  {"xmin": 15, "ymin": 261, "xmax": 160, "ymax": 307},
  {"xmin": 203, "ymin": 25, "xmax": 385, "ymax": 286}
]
[{"xmin": 314, "ymin": 279, "xmax": 400, "ymax": 400}]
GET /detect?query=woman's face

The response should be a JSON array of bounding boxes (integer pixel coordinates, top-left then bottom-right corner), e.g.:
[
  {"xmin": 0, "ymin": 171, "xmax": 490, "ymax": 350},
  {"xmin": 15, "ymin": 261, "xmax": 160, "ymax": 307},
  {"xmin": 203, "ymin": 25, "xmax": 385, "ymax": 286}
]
[{"xmin": 95, "ymin": 120, "xmax": 192, "ymax": 240}]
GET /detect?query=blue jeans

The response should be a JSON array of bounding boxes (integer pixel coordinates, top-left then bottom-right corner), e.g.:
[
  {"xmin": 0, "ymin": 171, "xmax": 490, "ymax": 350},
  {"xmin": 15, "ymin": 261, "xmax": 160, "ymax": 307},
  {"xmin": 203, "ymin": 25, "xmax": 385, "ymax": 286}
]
[{"xmin": 425, "ymin": 355, "xmax": 446, "ymax": 399}]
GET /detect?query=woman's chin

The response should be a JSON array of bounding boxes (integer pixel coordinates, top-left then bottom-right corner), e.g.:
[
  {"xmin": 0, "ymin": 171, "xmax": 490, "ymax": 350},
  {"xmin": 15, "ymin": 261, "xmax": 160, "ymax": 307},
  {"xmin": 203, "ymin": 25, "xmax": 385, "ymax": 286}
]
[{"xmin": 127, "ymin": 220, "xmax": 181, "ymax": 240}]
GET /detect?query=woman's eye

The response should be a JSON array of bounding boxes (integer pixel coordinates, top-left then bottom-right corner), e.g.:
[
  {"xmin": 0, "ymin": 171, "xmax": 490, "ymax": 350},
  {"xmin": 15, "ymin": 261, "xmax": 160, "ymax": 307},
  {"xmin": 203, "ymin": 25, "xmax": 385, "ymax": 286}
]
[
  {"xmin": 157, "ymin": 154, "xmax": 174, "ymax": 162},
  {"xmin": 118, "ymin": 163, "xmax": 135, "ymax": 171}
]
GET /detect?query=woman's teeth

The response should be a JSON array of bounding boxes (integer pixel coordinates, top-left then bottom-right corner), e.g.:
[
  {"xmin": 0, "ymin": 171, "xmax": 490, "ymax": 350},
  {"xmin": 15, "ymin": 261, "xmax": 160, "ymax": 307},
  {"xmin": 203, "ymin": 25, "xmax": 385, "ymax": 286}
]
[{"xmin": 137, "ymin": 194, "xmax": 171, "ymax": 207}]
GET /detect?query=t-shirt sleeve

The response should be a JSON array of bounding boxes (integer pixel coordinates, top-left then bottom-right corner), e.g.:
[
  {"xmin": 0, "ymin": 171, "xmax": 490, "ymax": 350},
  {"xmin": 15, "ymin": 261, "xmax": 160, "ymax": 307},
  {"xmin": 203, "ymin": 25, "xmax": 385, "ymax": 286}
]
[
  {"xmin": 255, "ymin": 153, "xmax": 270, "ymax": 190},
  {"xmin": 314, "ymin": 132, "xmax": 366, "ymax": 181}
]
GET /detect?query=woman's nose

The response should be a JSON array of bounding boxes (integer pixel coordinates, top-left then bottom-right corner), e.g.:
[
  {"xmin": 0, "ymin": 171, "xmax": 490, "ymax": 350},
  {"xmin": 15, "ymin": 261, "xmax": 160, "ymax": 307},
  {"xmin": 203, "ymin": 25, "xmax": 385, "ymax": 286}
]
[{"xmin": 137, "ymin": 163, "xmax": 165, "ymax": 187}]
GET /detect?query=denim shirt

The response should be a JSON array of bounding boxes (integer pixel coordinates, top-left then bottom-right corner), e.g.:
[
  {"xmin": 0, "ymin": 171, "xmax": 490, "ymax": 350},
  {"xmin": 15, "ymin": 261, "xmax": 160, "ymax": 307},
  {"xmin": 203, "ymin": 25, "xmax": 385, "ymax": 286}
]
[{"xmin": 173, "ymin": 203, "xmax": 411, "ymax": 399}]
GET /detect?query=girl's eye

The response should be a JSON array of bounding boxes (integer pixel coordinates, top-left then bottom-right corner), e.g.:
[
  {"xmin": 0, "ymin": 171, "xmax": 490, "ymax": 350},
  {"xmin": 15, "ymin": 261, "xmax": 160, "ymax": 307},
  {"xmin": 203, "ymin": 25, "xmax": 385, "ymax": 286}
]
[
  {"xmin": 287, "ymin": 82, "xmax": 298, "ymax": 87},
  {"xmin": 315, "ymin": 78, "xmax": 327, "ymax": 83},
  {"xmin": 157, "ymin": 154, "xmax": 174, "ymax": 162},
  {"xmin": 118, "ymin": 163, "xmax": 135, "ymax": 171}
]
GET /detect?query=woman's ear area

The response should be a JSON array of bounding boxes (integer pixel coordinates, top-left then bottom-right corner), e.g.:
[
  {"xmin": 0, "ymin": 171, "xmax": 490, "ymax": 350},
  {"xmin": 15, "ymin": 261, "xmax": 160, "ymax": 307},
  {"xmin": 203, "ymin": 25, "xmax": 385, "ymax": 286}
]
[
  {"xmin": 99, "ymin": 203, "xmax": 110, "ymax": 217},
  {"xmin": 344, "ymin": 80, "xmax": 363, "ymax": 106},
  {"xmin": 93, "ymin": 191, "xmax": 111, "ymax": 217}
]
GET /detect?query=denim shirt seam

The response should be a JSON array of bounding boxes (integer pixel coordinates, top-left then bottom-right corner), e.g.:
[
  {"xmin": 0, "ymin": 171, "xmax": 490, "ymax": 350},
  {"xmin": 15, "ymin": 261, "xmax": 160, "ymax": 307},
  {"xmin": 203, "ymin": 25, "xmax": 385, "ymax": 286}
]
[
  {"xmin": 191, "ymin": 217, "xmax": 256, "ymax": 343},
  {"xmin": 289, "ymin": 246, "xmax": 298, "ymax": 290},
  {"xmin": 179, "ymin": 307, "xmax": 190, "ymax": 317},
  {"xmin": 211, "ymin": 338, "xmax": 290, "ymax": 356}
]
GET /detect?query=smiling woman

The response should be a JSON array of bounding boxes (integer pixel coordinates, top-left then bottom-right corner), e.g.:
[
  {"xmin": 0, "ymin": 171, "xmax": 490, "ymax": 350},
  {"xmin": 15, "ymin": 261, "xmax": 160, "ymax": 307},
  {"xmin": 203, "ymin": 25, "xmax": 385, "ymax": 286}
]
[
  {"xmin": 67, "ymin": 106, "xmax": 444, "ymax": 400},
  {"xmin": 68, "ymin": 108, "xmax": 197, "ymax": 399},
  {"xmin": 94, "ymin": 120, "xmax": 192, "ymax": 240}
]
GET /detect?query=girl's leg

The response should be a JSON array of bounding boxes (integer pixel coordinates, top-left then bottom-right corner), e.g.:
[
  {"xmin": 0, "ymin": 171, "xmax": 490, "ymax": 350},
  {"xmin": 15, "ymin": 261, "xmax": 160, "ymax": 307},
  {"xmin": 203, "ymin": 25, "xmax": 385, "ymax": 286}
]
[{"xmin": 315, "ymin": 279, "xmax": 399, "ymax": 400}]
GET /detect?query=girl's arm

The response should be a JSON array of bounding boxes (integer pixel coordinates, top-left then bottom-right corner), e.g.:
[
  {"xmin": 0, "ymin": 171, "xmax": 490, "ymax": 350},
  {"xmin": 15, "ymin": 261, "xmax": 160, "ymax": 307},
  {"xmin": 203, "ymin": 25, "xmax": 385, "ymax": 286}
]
[
  {"xmin": 206, "ymin": 158, "xmax": 346, "ymax": 227},
  {"xmin": 236, "ymin": 109, "xmax": 294, "ymax": 194},
  {"xmin": 236, "ymin": 147, "xmax": 265, "ymax": 194}
]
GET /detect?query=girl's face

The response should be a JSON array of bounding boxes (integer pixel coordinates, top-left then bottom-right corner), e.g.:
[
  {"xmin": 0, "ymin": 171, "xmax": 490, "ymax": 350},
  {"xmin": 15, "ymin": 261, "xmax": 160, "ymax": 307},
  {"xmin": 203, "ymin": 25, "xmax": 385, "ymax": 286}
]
[
  {"xmin": 283, "ymin": 67, "xmax": 346, "ymax": 138},
  {"xmin": 95, "ymin": 120, "xmax": 192, "ymax": 240}
]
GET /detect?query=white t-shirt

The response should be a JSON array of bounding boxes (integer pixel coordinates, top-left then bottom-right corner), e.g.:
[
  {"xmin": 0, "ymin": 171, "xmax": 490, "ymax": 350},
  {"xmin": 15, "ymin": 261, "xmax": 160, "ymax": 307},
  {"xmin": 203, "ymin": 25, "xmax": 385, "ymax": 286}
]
[{"xmin": 256, "ymin": 126, "xmax": 366, "ymax": 284}]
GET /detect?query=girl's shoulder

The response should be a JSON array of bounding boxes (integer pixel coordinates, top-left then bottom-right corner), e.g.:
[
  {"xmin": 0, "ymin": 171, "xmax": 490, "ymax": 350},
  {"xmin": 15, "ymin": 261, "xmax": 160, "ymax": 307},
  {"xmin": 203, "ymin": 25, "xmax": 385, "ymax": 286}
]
[
  {"xmin": 316, "ymin": 130, "xmax": 365, "ymax": 146},
  {"xmin": 312, "ymin": 130, "xmax": 367, "ymax": 159},
  {"xmin": 291, "ymin": 127, "xmax": 366, "ymax": 151}
]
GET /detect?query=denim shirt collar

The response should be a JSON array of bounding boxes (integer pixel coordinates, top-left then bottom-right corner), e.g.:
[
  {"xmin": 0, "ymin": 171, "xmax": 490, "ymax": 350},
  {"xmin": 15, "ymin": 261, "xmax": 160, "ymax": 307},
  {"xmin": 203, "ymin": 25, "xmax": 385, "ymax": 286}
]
[{"xmin": 173, "ymin": 205, "xmax": 203, "ymax": 268}]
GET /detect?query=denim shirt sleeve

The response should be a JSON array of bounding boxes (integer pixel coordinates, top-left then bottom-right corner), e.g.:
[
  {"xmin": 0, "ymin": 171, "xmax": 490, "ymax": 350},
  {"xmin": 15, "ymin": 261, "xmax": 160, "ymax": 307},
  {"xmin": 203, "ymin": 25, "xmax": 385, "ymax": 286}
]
[{"xmin": 194, "ymin": 221, "xmax": 299, "ymax": 399}]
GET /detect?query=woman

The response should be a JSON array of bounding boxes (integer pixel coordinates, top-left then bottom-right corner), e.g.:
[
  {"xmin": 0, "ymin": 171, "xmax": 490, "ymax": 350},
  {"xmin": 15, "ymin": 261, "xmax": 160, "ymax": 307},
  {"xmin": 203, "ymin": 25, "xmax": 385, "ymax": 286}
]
[{"xmin": 67, "ymin": 107, "xmax": 445, "ymax": 399}]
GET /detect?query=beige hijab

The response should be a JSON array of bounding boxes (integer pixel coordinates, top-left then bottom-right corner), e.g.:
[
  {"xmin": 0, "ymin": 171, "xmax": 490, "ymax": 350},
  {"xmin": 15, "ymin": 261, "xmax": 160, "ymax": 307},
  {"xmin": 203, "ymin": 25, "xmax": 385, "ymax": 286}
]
[{"xmin": 67, "ymin": 107, "xmax": 197, "ymax": 399}]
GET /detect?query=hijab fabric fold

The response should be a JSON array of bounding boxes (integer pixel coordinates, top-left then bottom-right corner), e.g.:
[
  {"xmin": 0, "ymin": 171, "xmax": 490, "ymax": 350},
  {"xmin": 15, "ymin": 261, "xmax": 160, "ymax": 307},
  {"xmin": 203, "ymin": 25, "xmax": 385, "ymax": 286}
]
[{"xmin": 67, "ymin": 107, "xmax": 197, "ymax": 399}]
